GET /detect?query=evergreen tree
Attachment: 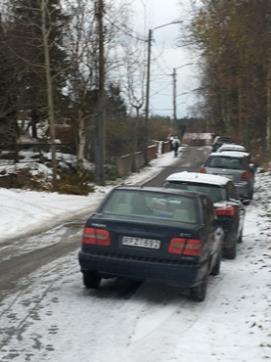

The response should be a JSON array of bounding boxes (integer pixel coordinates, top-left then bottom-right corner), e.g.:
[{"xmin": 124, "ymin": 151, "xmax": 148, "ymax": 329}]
[
  {"xmin": 106, "ymin": 84, "xmax": 127, "ymax": 119},
  {"xmin": 9, "ymin": 0, "xmax": 68, "ymax": 121},
  {"xmin": 0, "ymin": 15, "xmax": 18, "ymax": 146}
]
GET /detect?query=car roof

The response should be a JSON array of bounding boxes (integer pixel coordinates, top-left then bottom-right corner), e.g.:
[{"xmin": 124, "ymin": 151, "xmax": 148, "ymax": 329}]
[
  {"xmin": 166, "ymin": 171, "xmax": 229, "ymax": 186},
  {"xmin": 210, "ymin": 151, "xmax": 249, "ymax": 158},
  {"xmin": 114, "ymin": 186, "xmax": 201, "ymax": 198},
  {"xmin": 218, "ymin": 144, "xmax": 246, "ymax": 152}
]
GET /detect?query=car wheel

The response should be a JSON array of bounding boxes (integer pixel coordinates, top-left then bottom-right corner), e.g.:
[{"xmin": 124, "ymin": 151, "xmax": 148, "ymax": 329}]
[
  {"xmin": 223, "ymin": 242, "xmax": 237, "ymax": 260},
  {"xmin": 190, "ymin": 275, "xmax": 208, "ymax": 302},
  {"xmin": 83, "ymin": 271, "xmax": 101, "ymax": 289},
  {"xmin": 211, "ymin": 250, "xmax": 221, "ymax": 276}
]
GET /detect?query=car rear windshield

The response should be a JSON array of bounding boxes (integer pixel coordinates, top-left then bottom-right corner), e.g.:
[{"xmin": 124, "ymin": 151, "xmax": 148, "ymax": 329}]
[
  {"xmin": 101, "ymin": 190, "xmax": 199, "ymax": 224},
  {"xmin": 206, "ymin": 156, "xmax": 246, "ymax": 170},
  {"xmin": 165, "ymin": 182, "xmax": 226, "ymax": 203}
]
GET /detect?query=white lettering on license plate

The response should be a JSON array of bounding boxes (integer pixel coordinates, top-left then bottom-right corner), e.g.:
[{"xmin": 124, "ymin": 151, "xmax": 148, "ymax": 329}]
[{"xmin": 122, "ymin": 236, "xmax": 161, "ymax": 249}]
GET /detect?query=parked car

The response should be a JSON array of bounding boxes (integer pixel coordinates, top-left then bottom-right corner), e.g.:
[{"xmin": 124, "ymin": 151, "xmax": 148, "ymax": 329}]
[
  {"xmin": 217, "ymin": 144, "xmax": 247, "ymax": 153},
  {"xmin": 200, "ymin": 152, "xmax": 254, "ymax": 200},
  {"xmin": 218, "ymin": 150, "xmax": 257, "ymax": 175},
  {"xmin": 212, "ymin": 136, "xmax": 234, "ymax": 152},
  {"xmin": 78, "ymin": 186, "xmax": 224, "ymax": 302},
  {"xmin": 164, "ymin": 172, "xmax": 245, "ymax": 259}
]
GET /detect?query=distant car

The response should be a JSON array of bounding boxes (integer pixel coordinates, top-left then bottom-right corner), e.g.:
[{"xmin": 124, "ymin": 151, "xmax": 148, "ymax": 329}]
[
  {"xmin": 78, "ymin": 186, "xmax": 224, "ymax": 302},
  {"xmin": 217, "ymin": 144, "xmax": 247, "ymax": 153},
  {"xmin": 212, "ymin": 136, "xmax": 234, "ymax": 152},
  {"xmin": 200, "ymin": 152, "xmax": 254, "ymax": 200},
  {"xmin": 165, "ymin": 172, "xmax": 245, "ymax": 259}
]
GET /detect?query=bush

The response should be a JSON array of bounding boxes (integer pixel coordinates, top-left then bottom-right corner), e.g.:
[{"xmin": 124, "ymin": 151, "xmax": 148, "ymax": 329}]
[
  {"xmin": 105, "ymin": 163, "xmax": 120, "ymax": 181},
  {"xmin": 15, "ymin": 170, "xmax": 52, "ymax": 191},
  {"xmin": 56, "ymin": 171, "xmax": 95, "ymax": 195}
]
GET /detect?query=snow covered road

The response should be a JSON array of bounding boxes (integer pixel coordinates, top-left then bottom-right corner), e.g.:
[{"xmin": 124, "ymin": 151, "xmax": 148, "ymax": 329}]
[
  {"xmin": 0, "ymin": 183, "xmax": 271, "ymax": 361},
  {"xmin": 0, "ymin": 148, "xmax": 271, "ymax": 361}
]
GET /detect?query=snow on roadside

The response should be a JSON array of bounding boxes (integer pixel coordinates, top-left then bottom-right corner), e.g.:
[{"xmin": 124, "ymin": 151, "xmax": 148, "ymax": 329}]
[{"xmin": 0, "ymin": 151, "xmax": 178, "ymax": 244}]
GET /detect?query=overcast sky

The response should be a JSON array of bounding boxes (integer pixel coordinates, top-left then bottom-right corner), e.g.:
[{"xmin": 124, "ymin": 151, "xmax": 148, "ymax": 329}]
[{"xmin": 130, "ymin": 0, "xmax": 201, "ymax": 119}]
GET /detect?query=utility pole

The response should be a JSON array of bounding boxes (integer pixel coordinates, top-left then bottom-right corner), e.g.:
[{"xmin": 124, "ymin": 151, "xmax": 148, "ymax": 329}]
[
  {"xmin": 172, "ymin": 67, "xmax": 177, "ymax": 127},
  {"xmin": 266, "ymin": 2, "xmax": 271, "ymax": 153},
  {"xmin": 144, "ymin": 28, "xmax": 152, "ymax": 165},
  {"xmin": 95, "ymin": 0, "xmax": 106, "ymax": 185},
  {"xmin": 144, "ymin": 22, "xmax": 182, "ymax": 165}
]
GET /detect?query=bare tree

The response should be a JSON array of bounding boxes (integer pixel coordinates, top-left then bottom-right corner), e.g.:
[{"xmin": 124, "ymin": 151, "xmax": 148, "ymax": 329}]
[
  {"xmin": 64, "ymin": 0, "xmax": 97, "ymax": 169},
  {"xmin": 122, "ymin": 39, "xmax": 146, "ymax": 171},
  {"xmin": 64, "ymin": 0, "xmax": 133, "ymax": 173}
]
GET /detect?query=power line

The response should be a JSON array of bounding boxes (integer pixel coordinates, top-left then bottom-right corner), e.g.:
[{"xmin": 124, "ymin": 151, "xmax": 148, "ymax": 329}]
[
  {"xmin": 155, "ymin": 51, "xmax": 172, "ymax": 74},
  {"xmin": 104, "ymin": 15, "xmax": 147, "ymax": 43},
  {"xmin": 151, "ymin": 46, "xmax": 172, "ymax": 78},
  {"xmin": 150, "ymin": 84, "xmax": 171, "ymax": 98}
]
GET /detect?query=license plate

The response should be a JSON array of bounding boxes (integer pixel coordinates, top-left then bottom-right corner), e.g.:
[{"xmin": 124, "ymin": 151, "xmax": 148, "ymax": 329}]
[{"xmin": 121, "ymin": 236, "xmax": 161, "ymax": 250}]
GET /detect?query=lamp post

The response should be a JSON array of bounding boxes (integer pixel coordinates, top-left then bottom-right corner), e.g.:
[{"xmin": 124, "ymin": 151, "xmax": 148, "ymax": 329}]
[{"xmin": 143, "ymin": 21, "xmax": 182, "ymax": 165}]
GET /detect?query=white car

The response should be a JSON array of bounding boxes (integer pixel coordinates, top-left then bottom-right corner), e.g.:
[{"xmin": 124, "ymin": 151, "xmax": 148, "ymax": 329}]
[
  {"xmin": 217, "ymin": 144, "xmax": 247, "ymax": 153},
  {"xmin": 201, "ymin": 151, "xmax": 254, "ymax": 200}
]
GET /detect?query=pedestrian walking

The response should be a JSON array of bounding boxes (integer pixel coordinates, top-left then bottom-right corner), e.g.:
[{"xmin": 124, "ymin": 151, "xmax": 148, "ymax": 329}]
[{"xmin": 172, "ymin": 136, "xmax": 181, "ymax": 157}]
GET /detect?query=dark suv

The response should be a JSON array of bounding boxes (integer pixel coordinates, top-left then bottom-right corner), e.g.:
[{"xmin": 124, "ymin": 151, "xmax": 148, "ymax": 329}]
[{"xmin": 212, "ymin": 136, "xmax": 234, "ymax": 152}]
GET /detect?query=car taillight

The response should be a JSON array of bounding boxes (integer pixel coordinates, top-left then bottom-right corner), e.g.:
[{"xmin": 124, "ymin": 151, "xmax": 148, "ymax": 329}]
[
  {"xmin": 199, "ymin": 165, "xmax": 206, "ymax": 173},
  {"xmin": 82, "ymin": 227, "xmax": 111, "ymax": 246},
  {"xmin": 168, "ymin": 238, "xmax": 201, "ymax": 256},
  {"xmin": 215, "ymin": 205, "xmax": 236, "ymax": 217},
  {"xmin": 241, "ymin": 171, "xmax": 252, "ymax": 181}
]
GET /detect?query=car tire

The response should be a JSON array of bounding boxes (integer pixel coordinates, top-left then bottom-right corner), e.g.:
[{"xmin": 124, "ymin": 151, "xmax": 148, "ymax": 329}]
[
  {"xmin": 190, "ymin": 275, "xmax": 208, "ymax": 302},
  {"xmin": 211, "ymin": 250, "xmax": 221, "ymax": 276},
  {"xmin": 83, "ymin": 271, "xmax": 101, "ymax": 289},
  {"xmin": 224, "ymin": 242, "xmax": 237, "ymax": 260},
  {"xmin": 238, "ymin": 232, "xmax": 243, "ymax": 243}
]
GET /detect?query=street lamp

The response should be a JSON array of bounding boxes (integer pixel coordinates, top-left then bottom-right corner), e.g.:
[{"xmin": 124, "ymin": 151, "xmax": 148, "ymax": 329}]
[{"xmin": 143, "ymin": 20, "xmax": 182, "ymax": 165}]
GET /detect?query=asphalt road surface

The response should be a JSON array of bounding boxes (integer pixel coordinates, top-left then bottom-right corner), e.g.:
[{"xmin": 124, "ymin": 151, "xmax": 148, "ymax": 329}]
[{"xmin": 0, "ymin": 146, "xmax": 210, "ymax": 302}]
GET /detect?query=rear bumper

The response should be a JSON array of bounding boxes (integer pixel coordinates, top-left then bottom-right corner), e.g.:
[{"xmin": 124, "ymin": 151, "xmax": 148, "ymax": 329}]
[{"xmin": 78, "ymin": 251, "xmax": 207, "ymax": 288}]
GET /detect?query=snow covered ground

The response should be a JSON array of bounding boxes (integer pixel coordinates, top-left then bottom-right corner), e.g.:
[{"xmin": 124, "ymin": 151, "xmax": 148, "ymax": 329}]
[
  {"xmin": 0, "ymin": 150, "xmax": 181, "ymax": 244},
  {"xmin": 0, "ymin": 153, "xmax": 271, "ymax": 362}
]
